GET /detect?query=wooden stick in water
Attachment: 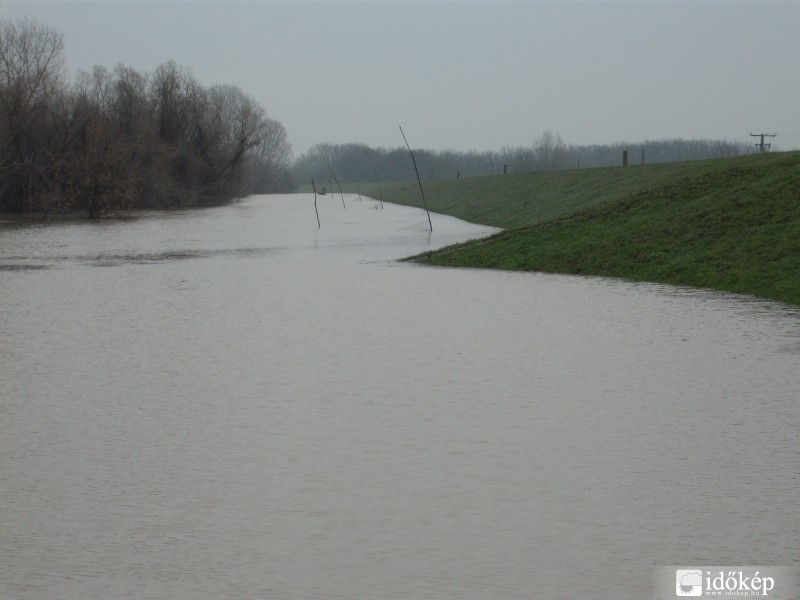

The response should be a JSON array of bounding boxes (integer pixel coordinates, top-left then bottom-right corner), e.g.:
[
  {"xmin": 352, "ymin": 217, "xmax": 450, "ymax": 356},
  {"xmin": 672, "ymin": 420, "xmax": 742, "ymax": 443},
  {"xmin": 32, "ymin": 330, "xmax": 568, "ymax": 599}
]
[
  {"xmin": 372, "ymin": 165, "xmax": 384, "ymax": 210},
  {"xmin": 399, "ymin": 126, "xmax": 432, "ymax": 231},
  {"xmin": 330, "ymin": 169, "xmax": 345, "ymax": 209},
  {"xmin": 311, "ymin": 178, "xmax": 321, "ymax": 228},
  {"xmin": 354, "ymin": 180, "xmax": 363, "ymax": 202}
]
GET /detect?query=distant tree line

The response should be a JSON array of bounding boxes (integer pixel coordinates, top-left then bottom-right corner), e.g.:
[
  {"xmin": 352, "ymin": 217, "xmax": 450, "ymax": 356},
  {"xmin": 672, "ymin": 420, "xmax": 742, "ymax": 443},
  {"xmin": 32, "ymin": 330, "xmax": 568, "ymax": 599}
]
[
  {"xmin": 0, "ymin": 18, "xmax": 293, "ymax": 218},
  {"xmin": 293, "ymin": 131, "xmax": 754, "ymax": 186}
]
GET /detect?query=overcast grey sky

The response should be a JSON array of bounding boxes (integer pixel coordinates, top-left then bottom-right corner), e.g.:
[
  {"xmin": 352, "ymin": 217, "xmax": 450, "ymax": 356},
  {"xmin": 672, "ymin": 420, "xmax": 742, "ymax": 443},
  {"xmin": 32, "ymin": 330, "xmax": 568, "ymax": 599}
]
[{"xmin": 3, "ymin": 0, "xmax": 799, "ymax": 157}]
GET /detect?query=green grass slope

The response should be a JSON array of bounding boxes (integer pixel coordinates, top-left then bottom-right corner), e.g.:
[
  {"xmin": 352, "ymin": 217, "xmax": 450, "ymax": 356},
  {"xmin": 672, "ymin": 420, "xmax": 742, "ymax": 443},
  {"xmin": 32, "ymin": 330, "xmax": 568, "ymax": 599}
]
[
  {"xmin": 344, "ymin": 158, "xmax": 752, "ymax": 229},
  {"xmin": 396, "ymin": 152, "xmax": 800, "ymax": 306}
]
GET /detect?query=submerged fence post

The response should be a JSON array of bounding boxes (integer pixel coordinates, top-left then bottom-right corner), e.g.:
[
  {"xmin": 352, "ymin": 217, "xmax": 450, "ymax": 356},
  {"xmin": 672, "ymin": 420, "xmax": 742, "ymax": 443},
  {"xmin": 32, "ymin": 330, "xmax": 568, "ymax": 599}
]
[
  {"xmin": 372, "ymin": 165, "xmax": 384, "ymax": 210},
  {"xmin": 399, "ymin": 125, "xmax": 433, "ymax": 232},
  {"xmin": 330, "ymin": 169, "xmax": 345, "ymax": 209},
  {"xmin": 311, "ymin": 178, "xmax": 321, "ymax": 228},
  {"xmin": 354, "ymin": 180, "xmax": 363, "ymax": 202}
]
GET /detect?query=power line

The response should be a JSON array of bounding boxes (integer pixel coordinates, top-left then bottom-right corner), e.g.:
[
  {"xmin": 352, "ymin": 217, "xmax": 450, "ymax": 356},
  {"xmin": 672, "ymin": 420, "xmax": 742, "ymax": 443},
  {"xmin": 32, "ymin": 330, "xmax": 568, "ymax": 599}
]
[{"xmin": 750, "ymin": 132, "xmax": 777, "ymax": 152}]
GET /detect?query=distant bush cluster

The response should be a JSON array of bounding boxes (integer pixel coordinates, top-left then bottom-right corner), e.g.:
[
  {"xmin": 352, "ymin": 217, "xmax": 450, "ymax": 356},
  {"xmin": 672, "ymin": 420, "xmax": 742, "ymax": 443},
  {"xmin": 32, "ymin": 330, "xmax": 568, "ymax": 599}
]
[
  {"xmin": 294, "ymin": 132, "xmax": 754, "ymax": 186},
  {"xmin": 0, "ymin": 18, "xmax": 293, "ymax": 218}
]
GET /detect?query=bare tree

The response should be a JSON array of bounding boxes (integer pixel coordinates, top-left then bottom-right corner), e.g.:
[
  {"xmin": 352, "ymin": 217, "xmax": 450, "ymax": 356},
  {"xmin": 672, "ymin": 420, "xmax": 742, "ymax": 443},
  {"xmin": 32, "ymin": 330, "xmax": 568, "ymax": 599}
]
[
  {"xmin": 256, "ymin": 117, "xmax": 291, "ymax": 172},
  {"xmin": 150, "ymin": 61, "xmax": 197, "ymax": 145},
  {"xmin": 533, "ymin": 130, "xmax": 565, "ymax": 172},
  {"xmin": 249, "ymin": 117, "xmax": 293, "ymax": 192},
  {"xmin": 111, "ymin": 64, "xmax": 150, "ymax": 139},
  {"xmin": 203, "ymin": 84, "xmax": 268, "ymax": 199},
  {"xmin": 0, "ymin": 18, "xmax": 66, "ymax": 211}
]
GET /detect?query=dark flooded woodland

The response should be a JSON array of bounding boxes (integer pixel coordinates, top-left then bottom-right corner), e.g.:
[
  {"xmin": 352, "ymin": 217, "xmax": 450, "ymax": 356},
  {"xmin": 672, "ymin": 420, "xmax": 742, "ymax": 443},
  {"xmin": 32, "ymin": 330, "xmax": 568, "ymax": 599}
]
[{"xmin": 2, "ymin": 196, "xmax": 798, "ymax": 599}]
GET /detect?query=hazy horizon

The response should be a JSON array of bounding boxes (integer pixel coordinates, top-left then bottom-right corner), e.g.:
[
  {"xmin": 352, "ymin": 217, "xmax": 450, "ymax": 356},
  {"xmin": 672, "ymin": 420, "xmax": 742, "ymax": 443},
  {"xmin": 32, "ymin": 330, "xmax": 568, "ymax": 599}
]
[{"xmin": 3, "ymin": 0, "xmax": 799, "ymax": 157}]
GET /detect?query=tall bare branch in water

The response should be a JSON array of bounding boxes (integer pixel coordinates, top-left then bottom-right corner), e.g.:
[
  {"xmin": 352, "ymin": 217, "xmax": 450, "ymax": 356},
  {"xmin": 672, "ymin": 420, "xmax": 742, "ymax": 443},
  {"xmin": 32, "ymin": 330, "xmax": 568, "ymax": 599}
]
[
  {"xmin": 354, "ymin": 180, "xmax": 362, "ymax": 202},
  {"xmin": 399, "ymin": 126, "xmax": 432, "ymax": 231},
  {"xmin": 311, "ymin": 178, "xmax": 321, "ymax": 228},
  {"xmin": 330, "ymin": 169, "xmax": 345, "ymax": 209},
  {"xmin": 372, "ymin": 165, "xmax": 384, "ymax": 210}
]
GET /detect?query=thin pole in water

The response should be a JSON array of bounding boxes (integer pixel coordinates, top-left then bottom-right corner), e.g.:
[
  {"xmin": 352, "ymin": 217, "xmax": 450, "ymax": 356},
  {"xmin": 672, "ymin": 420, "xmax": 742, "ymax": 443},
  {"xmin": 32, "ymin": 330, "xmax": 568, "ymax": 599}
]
[
  {"xmin": 372, "ymin": 165, "xmax": 384, "ymax": 210},
  {"xmin": 311, "ymin": 178, "xmax": 321, "ymax": 228},
  {"xmin": 399, "ymin": 125, "xmax": 432, "ymax": 232},
  {"xmin": 354, "ymin": 180, "xmax": 363, "ymax": 202},
  {"xmin": 330, "ymin": 169, "xmax": 346, "ymax": 209}
]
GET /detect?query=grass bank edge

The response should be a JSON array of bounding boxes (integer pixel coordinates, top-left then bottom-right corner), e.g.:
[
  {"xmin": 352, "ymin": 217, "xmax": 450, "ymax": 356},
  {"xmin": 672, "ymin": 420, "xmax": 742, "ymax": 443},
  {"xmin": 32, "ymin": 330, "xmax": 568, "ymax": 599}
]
[{"xmin": 400, "ymin": 151, "xmax": 800, "ymax": 307}]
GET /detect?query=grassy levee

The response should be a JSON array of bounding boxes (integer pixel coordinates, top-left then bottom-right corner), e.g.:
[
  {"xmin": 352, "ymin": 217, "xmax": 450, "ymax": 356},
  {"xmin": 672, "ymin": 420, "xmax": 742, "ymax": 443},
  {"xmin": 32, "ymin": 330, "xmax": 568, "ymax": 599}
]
[
  {"xmin": 388, "ymin": 151, "xmax": 799, "ymax": 306},
  {"xmin": 298, "ymin": 152, "xmax": 799, "ymax": 304},
  {"xmin": 307, "ymin": 159, "xmax": 745, "ymax": 230}
]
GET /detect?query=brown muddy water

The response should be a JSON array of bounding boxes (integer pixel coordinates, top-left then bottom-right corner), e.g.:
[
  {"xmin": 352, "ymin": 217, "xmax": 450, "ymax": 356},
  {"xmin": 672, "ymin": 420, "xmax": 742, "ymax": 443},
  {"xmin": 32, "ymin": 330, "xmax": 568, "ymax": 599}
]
[{"xmin": 1, "ymin": 195, "xmax": 798, "ymax": 599}]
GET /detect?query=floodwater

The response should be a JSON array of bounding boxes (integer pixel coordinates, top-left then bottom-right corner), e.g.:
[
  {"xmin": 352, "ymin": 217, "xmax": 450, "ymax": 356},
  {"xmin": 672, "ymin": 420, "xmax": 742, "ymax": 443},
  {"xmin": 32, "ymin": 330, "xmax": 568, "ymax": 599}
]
[{"xmin": 1, "ymin": 195, "xmax": 798, "ymax": 599}]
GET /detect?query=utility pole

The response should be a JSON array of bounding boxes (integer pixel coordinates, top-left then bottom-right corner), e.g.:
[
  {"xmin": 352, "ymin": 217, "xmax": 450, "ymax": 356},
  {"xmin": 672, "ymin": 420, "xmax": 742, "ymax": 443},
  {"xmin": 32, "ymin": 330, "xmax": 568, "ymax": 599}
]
[{"xmin": 750, "ymin": 132, "xmax": 777, "ymax": 152}]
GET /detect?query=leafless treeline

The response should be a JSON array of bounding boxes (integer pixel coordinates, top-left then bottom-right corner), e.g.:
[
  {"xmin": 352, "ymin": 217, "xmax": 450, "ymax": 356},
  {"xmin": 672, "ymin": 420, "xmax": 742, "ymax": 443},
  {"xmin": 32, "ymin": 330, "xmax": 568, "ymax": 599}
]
[
  {"xmin": 294, "ymin": 131, "xmax": 753, "ymax": 186},
  {"xmin": 0, "ymin": 18, "xmax": 293, "ymax": 218}
]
